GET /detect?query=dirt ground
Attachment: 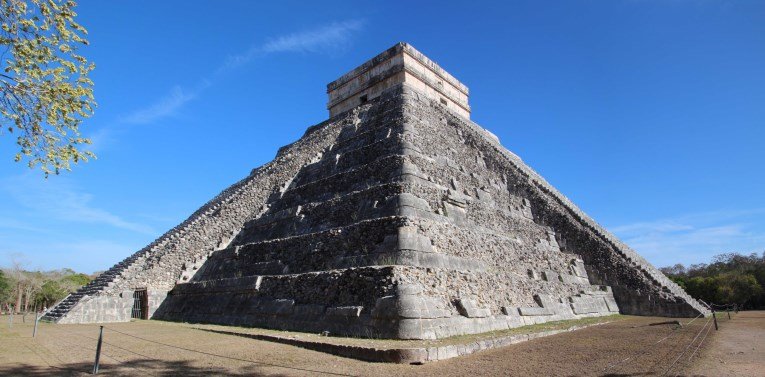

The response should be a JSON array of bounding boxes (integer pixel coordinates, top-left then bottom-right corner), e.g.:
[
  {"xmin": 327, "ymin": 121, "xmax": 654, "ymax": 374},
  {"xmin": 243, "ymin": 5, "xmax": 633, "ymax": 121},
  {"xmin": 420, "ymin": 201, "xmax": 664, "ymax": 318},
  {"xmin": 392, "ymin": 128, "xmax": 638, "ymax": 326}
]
[
  {"xmin": 685, "ymin": 310, "xmax": 765, "ymax": 377},
  {"xmin": 0, "ymin": 311, "xmax": 761, "ymax": 376}
]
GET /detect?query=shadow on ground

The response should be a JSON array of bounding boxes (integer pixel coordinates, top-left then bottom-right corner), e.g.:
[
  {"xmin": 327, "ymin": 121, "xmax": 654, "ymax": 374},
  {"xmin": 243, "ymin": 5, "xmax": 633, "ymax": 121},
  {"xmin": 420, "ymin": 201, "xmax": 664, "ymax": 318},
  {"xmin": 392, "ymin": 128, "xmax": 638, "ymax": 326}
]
[{"xmin": 0, "ymin": 358, "xmax": 294, "ymax": 376}]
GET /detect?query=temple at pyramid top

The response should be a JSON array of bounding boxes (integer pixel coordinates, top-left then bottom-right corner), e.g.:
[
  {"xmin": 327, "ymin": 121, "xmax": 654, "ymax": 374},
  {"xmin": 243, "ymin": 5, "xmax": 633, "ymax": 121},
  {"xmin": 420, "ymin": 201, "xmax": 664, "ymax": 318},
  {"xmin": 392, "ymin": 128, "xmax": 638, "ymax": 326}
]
[{"xmin": 327, "ymin": 42, "xmax": 471, "ymax": 118}]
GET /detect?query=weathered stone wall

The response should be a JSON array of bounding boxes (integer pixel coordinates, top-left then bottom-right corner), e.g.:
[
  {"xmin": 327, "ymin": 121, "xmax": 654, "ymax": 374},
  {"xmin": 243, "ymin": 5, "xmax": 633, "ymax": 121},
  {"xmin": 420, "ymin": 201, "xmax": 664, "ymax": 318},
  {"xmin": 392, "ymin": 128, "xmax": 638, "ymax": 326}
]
[
  {"xmin": 55, "ymin": 292, "xmax": 133, "ymax": 324},
  {"xmin": 396, "ymin": 84, "xmax": 707, "ymax": 317},
  {"xmin": 154, "ymin": 267, "xmax": 400, "ymax": 338}
]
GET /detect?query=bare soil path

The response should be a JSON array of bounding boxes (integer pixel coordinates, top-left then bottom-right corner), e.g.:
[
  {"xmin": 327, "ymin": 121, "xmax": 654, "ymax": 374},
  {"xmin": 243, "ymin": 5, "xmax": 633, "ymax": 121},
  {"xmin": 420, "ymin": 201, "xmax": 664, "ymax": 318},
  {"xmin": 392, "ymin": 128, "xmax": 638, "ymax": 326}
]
[
  {"xmin": 686, "ymin": 310, "xmax": 765, "ymax": 377},
  {"xmin": 0, "ymin": 312, "xmax": 761, "ymax": 376}
]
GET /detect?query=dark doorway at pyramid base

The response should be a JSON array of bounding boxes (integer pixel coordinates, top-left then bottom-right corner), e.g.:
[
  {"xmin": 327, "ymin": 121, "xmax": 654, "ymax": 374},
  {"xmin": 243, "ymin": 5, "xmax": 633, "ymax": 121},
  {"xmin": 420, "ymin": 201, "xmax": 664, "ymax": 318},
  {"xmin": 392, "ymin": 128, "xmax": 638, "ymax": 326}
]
[{"xmin": 131, "ymin": 289, "xmax": 148, "ymax": 320}]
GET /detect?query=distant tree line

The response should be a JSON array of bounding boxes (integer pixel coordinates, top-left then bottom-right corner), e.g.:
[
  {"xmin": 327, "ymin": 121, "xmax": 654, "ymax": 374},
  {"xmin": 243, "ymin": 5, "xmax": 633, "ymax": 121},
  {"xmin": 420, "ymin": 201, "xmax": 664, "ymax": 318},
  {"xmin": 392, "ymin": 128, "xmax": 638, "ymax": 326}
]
[
  {"xmin": 0, "ymin": 266, "xmax": 92, "ymax": 313},
  {"xmin": 661, "ymin": 252, "xmax": 765, "ymax": 309}
]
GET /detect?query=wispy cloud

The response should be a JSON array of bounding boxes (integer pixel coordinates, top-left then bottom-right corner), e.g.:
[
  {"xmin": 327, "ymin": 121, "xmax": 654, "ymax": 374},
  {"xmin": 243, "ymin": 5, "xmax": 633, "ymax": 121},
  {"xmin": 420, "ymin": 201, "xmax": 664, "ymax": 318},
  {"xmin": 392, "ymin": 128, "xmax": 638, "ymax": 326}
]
[
  {"xmin": 221, "ymin": 20, "xmax": 364, "ymax": 72},
  {"xmin": 2, "ymin": 173, "xmax": 155, "ymax": 235},
  {"xmin": 610, "ymin": 208, "xmax": 765, "ymax": 267},
  {"xmin": 121, "ymin": 86, "xmax": 199, "ymax": 125},
  {"xmin": 0, "ymin": 218, "xmax": 47, "ymax": 233},
  {"xmin": 122, "ymin": 20, "xmax": 365, "ymax": 126},
  {"xmin": 86, "ymin": 126, "xmax": 118, "ymax": 154},
  {"xmin": 262, "ymin": 20, "xmax": 364, "ymax": 53},
  {"xmin": 611, "ymin": 221, "xmax": 693, "ymax": 234}
]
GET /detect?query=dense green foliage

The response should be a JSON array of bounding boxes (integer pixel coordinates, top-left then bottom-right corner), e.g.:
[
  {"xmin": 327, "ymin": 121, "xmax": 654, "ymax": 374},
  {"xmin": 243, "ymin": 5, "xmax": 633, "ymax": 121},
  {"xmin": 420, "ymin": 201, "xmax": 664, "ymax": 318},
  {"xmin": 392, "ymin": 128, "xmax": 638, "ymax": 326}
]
[
  {"xmin": 0, "ymin": 269, "xmax": 11, "ymax": 304},
  {"xmin": 0, "ymin": 266, "xmax": 92, "ymax": 312},
  {"xmin": 661, "ymin": 252, "xmax": 765, "ymax": 309},
  {"xmin": 0, "ymin": 0, "xmax": 95, "ymax": 176}
]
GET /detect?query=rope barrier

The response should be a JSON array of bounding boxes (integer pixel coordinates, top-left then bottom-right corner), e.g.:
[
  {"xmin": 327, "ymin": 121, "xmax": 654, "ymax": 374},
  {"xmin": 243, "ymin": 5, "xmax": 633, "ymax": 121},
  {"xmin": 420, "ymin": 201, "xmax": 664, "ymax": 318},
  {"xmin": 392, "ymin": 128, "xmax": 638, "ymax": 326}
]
[
  {"xmin": 52, "ymin": 326, "xmax": 160, "ymax": 376},
  {"xmin": 53, "ymin": 335, "xmax": 123, "ymax": 365},
  {"xmin": 644, "ymin": 316, "xmax": 710, "ymax": 375},
  {"xmin": 646, "ymin": 316, "xmax": 711, "ymax": 375},
  {"xmin": 687, "ymin": 315, "xmax": 715, "ymax": 362},
  {"xmin": 684, "ymin": 312, "xmax": 705, "ymax": 326},
  {"xmin": 602, "ymin": 311, "xmax": 704, "ymax": 373},
  {"xmin": 661, "ymin": 300, "xmax": 738, "ymax": 376},
  {"xmin": 26, "ymin": 322, "xmax": 360, "ymax": 376},
  {"xmin": 57, "ymin": 326, "xmax": 162, "ymax": 362},
  {"xmin": 21, "ymin": 342, "xmax": 78, "ymax": 375},
  {"xmin": 25, "ymin": 339, "xmax": 113, "ymax": 375},
  {"xmin": 661, "ymin": 316, "xmax": 713, "ymax": 376},
  {"xmin": 29, "ymin": 337, "xmax": 71, "ymax": 368},
  {"xmin": 18, "ymin": 302, "xmax": 741, "ymax": 376},
  {"xmin": 103, "ymin": 326, "xmax": 359, "ymax": 377}
]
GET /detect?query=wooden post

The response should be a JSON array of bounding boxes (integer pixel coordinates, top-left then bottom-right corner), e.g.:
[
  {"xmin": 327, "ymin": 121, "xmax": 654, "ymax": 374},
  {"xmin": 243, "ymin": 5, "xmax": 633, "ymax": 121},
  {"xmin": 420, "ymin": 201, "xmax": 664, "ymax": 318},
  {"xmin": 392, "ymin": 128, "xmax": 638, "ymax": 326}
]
[
  {"xmin": 92, "ymin": 326, "xmax": 104, "ymax": 374},
  {"xmin": 8, "ymin": 307, "xmax": 13, "ymax": 329},
  {"xmin": 712, "ymin": 310, "xmax": 718, "ymax": 331},
  {"xmin": 32, "ymin": 311, "xmax": 40, "ymax": 337},
  {"xmin": 727, "ymin": 307, "xmax": 731, "ymax": 319}
]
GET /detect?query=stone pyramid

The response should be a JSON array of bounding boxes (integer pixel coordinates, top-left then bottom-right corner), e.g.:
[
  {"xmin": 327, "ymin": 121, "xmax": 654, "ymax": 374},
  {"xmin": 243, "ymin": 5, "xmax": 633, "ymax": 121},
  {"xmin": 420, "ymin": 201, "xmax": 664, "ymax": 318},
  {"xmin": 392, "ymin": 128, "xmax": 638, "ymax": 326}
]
[{"xmin": 45, "ymin": 43, "xmax": 708, "ymax": 339}]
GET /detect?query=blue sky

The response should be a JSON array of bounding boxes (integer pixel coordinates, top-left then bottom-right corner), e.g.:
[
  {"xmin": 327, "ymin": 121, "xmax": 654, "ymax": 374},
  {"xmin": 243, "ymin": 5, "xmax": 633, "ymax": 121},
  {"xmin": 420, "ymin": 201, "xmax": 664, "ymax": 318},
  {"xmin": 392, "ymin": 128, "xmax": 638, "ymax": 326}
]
[{"xmin": 1, "ymin": 1, "xmax": 763, "ymax": 273}]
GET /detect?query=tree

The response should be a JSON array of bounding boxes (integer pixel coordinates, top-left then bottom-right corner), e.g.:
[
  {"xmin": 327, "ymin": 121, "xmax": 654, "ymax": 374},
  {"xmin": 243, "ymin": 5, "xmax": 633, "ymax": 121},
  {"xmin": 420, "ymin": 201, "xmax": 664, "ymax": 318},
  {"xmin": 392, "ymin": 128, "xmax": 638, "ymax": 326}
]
[
  {"xmin": 10, "ymin": 258, "xmax": 23, "ymax": 312},
  {"xmin": 60, "ymin": 271, "xmax": 88, "ymax": 290},
  {"xmin": 0, "ymin": 265, "xmax": 91, "ymax": 311},
  {"xmin": 21, "ymin": 271, "xmax": 42, "ymax": 311},
  {"xmin": 35, "ymin": 279, "xmax": 66, "ymax": 308},
  {"xmin": 0, "ymin": 0, "xmax": 95, "ymax": 176},
  {"xmin": 717, "ymin": 273, "xmax": 762, "ymax": 306},
  {"xmin": 663, "ymin": 251, "xmax": 765, "ymax": 309},
  {"xmin": 0, "ymin": 270, "xmax": 11, "ymax": 306}
]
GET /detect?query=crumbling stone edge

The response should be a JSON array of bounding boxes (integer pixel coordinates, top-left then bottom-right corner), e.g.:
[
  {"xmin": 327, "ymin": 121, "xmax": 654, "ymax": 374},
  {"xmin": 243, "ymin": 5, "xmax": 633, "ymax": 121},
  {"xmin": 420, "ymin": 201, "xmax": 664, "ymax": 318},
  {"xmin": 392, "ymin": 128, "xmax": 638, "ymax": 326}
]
[{"xmin": 195, "ymin": 321, "xmax": 614, "ymax": 364}]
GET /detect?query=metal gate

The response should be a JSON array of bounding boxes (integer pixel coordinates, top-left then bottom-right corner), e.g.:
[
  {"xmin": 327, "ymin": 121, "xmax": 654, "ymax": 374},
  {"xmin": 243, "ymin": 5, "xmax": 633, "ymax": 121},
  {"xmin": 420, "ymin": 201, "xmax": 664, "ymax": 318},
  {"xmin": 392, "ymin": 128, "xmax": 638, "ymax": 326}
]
[{"xmin": 131, "ymin": 289, "xmax": 148, "ymax": 319}]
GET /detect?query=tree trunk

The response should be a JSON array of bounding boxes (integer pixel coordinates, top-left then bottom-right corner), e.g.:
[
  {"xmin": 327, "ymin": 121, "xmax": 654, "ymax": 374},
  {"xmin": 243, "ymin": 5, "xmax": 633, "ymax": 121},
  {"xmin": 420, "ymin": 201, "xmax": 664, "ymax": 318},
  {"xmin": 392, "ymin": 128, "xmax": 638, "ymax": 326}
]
[{"xmin": 15, "ymin": 282, "xmax": 22, "ymax": 314}]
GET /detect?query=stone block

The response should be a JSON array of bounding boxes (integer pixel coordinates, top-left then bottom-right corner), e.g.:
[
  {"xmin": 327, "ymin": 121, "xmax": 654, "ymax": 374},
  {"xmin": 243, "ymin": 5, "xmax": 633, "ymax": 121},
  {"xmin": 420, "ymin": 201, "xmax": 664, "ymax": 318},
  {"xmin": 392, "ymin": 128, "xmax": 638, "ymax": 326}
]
[
  {"xmin": 256, "ymin": 299, "xmax": 295, "ymax": 316},
  {"xmin": 326, "ymin": 306, "xmax": 363, "ymax": 318},
  {"xmin": 372, "ymin": 294, "xmax": 448, "ymax": 319},
  {"xmin": 397, "ymin": 283, "xmax": 423, "ymax": 296},
  {"xmin": 570, "ymin": 259, "xmax": 588, "ymax": 278},
  {"xmin": 560, "ymin": 273, "xmax": 589, "ymax": 285},
  {"xmin": 476, "ymin": 189, "xmax": 493, "ymax": 204},
  {"xmin": 294, "ymin": 304, "xmax": 326, "ymax": 317},
  {"xmin": 396, "ymin": 227, "xmax": 434, "ymax": 253},
  {"xmin": 397, "ymin": 318, "xmax": 437, "ymax": 339},
  {"xmin": 455, "ymin": 299, "xmax": 491, "ymax": 318},
  {"xmin": 569, "ymin": 295, "xmax": 610, "ymax": 315},
  {"xmin": 534, "ymin": 294, "xmax": 557, "ymax": 308},
  {"xmin": 443, "ymin": 201, "xmax": 467, "ymax": 225},
  {"xmin": 542, "ymin": 270, "xmax": 560, "ymax": 282},
  {"xmin": 570, "ymin": 301, "xmax": 598, "ymax": 314},
  {"xmin": 518, "ymin": 307, "xmax": 552, "ymax": 316},
  {"xmin": 396, "ymin": 193, "xmax": 432, "ymax": 212},
  {"xmin": 604, "ymin": 296, "xmax": 620, "ymax": 312}
]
